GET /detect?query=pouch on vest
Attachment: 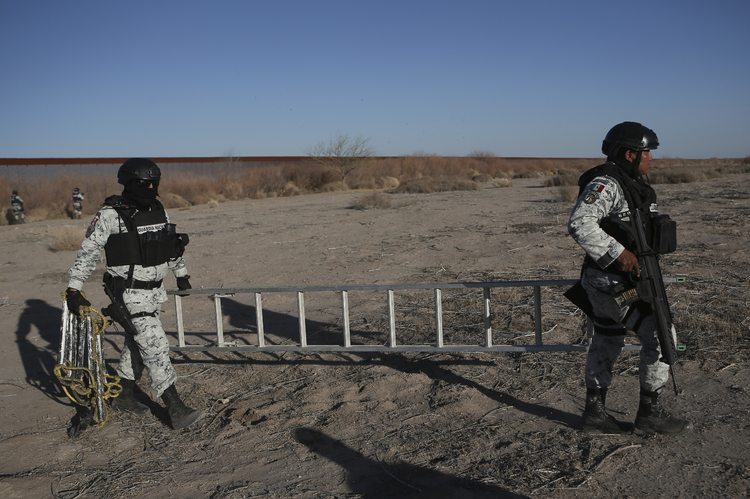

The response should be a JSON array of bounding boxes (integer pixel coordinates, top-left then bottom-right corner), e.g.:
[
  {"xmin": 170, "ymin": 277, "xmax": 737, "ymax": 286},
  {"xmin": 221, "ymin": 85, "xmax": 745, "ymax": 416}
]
[
  {"xmin": 105, "ymin": 231, "xmax": 142, "ymax": 267},
  {"xmin": 650, "ymin": 214, "xmax": 676, "ymax": 254},
  {"xmin": 140, "ymin": 223, "xmax": 174, "ymax": 266}
]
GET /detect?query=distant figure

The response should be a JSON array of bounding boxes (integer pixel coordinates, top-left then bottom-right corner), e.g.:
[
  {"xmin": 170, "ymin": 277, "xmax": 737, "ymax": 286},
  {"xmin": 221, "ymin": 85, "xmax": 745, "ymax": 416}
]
[
  {"xmin": 10, "ymin": 190, "xmax": 25, "ymax": 224},
  {"xmin": 72, "ymin": 187, "xmax": 84, "ymax": 219}
]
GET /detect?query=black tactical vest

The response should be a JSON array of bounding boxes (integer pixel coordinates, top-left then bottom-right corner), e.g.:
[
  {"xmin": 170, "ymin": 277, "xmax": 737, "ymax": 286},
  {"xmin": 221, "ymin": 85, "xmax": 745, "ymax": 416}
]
[{"xmin": 103, "ymin": 196, "xmax": 176, "ymax": 267}]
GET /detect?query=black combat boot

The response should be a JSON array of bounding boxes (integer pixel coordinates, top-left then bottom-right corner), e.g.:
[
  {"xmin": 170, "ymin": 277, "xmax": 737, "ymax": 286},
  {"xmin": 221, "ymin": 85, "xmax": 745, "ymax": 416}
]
[
  {"xmin": 635, "ymin": 388, "xmax": 693, "ymax": 435},
  {"xmin": 160, "ymin": 384, "xmax": 204, "ymax": 430},
  {"xmin": 110, "ymin": 378, "xmax": 150, "ymax": 416},
  {"xmin": 582, "ymin": 388, "xmax": 634, "ymax": 434}
]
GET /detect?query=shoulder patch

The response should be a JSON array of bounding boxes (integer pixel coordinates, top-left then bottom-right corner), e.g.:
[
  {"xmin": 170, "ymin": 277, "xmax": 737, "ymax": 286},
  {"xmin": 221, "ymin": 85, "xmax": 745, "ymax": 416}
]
[
  {"xmin": 583, "ymin": 192, "xmax": 599, "ymax": 204},
  {"xmin": 85, "ymin": 215, "xmax": 99, "ymax": 238}
]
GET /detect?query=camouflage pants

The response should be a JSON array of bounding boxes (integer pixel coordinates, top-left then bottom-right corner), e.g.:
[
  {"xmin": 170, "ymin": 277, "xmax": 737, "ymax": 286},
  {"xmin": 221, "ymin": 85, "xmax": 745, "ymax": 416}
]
[
  {"xmin": 582, "ymin": 267, "xmax": 670, "ymax": 392},
  {"xmin": 115, "ymin": 288, "xmax": 177, "ymax": 396},
  {"xmin": 12, "ymin": 205, "xmax": 24, "ymax": 220}
]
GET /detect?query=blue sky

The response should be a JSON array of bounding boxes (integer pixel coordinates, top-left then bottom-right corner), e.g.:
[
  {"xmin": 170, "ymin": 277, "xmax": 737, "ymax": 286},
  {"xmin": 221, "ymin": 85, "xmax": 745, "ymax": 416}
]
[{"xmin": 1, "ymin": 0, "xmax": 748, "ymax": 159}]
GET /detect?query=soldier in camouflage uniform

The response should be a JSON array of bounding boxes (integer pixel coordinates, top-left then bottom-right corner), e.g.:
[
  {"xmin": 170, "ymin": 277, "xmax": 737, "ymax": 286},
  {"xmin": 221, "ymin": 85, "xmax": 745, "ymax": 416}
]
[
  {"xmin": 72, "ymin": 187, "xmax": 84, "ymax": 219},
  {"xmin": 10, "ymin": 190, "xmax": 25, "ymax": 224},
  {"xmin": 66, "ymin": 158, "xmax": 203, "ymax": 430},
  {"xmin": 568, "ymin": 122, "xmax": 692, "ymax": 436}
]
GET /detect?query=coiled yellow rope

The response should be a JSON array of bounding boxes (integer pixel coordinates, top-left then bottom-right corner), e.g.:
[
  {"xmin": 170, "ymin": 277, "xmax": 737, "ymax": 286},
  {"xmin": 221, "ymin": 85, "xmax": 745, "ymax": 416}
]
[{"xmin": 55, "ymin": 291, "xmax": 122, "ymax": 427}]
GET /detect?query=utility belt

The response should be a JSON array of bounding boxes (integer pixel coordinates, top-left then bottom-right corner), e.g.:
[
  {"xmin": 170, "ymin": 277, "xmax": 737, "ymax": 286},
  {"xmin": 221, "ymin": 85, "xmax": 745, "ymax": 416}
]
[
  {"xmin": 124, "ymin": 278, "xmax": 163, "ymax": 290},
  {"xmin": 104, "ymin": 273, "xmax": 163, "ymax": 292}
]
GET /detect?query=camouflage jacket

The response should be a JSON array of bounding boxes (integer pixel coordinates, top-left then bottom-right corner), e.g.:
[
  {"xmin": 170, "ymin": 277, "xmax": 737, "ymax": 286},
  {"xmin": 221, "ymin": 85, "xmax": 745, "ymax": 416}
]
[{"xmin": 568, "ymin": 162, "xmax": 660, "ymax": 271}]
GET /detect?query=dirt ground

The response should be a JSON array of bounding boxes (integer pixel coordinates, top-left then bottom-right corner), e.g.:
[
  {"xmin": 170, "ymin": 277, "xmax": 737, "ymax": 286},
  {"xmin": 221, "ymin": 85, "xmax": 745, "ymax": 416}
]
[{"xmin": 1, "ymin": 172, "xmax": 749, "ymax": 498}]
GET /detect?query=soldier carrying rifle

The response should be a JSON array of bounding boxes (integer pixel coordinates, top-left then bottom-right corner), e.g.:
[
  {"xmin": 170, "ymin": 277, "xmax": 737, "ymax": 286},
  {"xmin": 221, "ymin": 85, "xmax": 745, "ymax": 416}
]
[{"xmin": 567, "ymin": 122, "xmax": 692, "ymax": 436}]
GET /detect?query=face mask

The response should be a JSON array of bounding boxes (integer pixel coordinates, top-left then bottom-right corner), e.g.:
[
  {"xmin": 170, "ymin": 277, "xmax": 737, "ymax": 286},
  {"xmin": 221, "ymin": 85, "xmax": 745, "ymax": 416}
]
[{"xmin": 124, "ymin": 179, "xmax": 159, "ymax": 207}]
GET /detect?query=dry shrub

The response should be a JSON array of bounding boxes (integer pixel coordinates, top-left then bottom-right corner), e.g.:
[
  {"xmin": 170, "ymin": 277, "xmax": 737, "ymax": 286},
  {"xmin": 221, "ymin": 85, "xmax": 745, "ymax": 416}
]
[
  {"xmin": 648, "ymin": 166, "xmax": 722, "ymax": 184},
  {"xmin": 1, "ymin": 207, "xmax": 10, "ymax": 226},
  {"xmin": 160, "ymin": 192, "xmax": 192, "ymax": 209},
  {"xmin": 50, "ymin": 225, "xmax": 85, "ymax": 252},
  {"xmin": 394, "ymin": 177, "xmax": 481, "ymax": 194},
  {"xmin": 283, "ymin": 182, "xmax": 300, "ymax": 197},
  {"xmin": 557, "ymin": 186, "xmax": 579, "ymax": 203},
  {"xmin": 544, "ymin": 170, "xmax": 580, "ymax": 187},
  {"xmin": 161, "ymin": 173, "xmax": 217, "ymax": 205},
  {"xmin": 221, "ymin": 182, "xmax": 244, "ymax": 200},
  {"xmin": 280, "ymin": 163, "xmax": 338, "ymax": 191},
  {"xmin": 380, "ymin": 176, "xmax": 400, "ymax": 189},
  {"xmin": 28, "ymin": 203, "xmax": 68, "ymax": 222},
  {"xmin": 493, "ymin": 178, "xmax": 514, "ymax": 188},
  {"xmin": 472, "ymin": 172, "xmax": 493, "ymax": 182},
  {"xmin": 350, "ymin": 192, "xmax": 393, "ymax": 210},
  {"xmin": 319, "ymin": 182, "xmax": 349, "ymax": 192}
]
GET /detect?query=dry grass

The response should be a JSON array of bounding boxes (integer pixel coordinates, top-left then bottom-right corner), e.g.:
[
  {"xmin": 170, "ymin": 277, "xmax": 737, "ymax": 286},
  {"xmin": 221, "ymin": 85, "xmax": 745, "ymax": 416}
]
[
  {"xmin": 493, "ymin": 178, "xmax": 515, "ymax": 188},
  {"xmin": 544, "ymin": 170, "xmax": 580, "ymax": 187},
  {"xmin": 50, "ymin": 225, "xmax": 85, "ymax": 252},
  {"xmin": 648, "ymin": 166, "xmax": 723, "ymax": 184},
  {"xmin": 350, "ymin": 192, "xmax": 393, "ymax": 210},
  {"xmin": 394, "ymin": 177, "xmax": 481, "ymax": 194},
  {"xmin": 556, "ymin": 186, "xmax": 579, "ymax": 203},
  {"xmin": 3, "ymin": 157, "xmax": 745, "ymax": 223}
]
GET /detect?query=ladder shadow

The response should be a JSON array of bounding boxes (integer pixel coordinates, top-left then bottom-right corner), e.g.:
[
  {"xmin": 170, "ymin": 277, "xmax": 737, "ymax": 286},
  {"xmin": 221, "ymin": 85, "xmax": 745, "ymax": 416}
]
[
  {"xmin": 293, "ymin": 428, "xmax": 530, "ymax": 498},
  {"xmin": 179, "ymin": 298, "xmax": 580, "ymax": 430}
]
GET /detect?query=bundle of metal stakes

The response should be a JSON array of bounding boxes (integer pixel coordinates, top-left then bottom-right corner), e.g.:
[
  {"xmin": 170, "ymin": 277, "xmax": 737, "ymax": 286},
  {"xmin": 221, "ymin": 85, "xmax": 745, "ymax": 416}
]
[{"xmin": 55, "ymin": 292, "xmax": 121, "ymax": 427}]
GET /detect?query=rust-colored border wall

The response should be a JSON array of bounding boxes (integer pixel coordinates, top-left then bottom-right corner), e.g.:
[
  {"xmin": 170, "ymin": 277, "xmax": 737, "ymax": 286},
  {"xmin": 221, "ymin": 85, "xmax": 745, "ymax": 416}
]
[
  {"xmin": 0, "ymin": 157, "xmax": 311, "ymax": 166},
  {"xmin": 0, "ymin": 156, "xmax": 591, "ymax": 166}
]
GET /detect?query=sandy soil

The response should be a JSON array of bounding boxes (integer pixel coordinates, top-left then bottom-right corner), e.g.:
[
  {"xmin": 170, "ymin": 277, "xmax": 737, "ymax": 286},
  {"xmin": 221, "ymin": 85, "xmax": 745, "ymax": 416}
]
[{"xmin": 1, "ymin": 173, "xmax": 749, "ymax": 498}]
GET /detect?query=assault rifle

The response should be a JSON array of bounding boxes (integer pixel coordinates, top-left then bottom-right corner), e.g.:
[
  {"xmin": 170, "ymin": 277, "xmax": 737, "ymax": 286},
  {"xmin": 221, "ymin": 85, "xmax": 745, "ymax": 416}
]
[
  {"xmin": 615, "ymin": 208, "xmax": 680, "ymax": 395},
  {"xmin": 101, "ymin": 275, "xmax": 139, "ymax": 336}
]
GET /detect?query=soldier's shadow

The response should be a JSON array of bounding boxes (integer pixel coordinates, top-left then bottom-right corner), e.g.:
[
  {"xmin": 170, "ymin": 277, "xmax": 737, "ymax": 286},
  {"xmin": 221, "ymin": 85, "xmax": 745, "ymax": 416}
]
[
  {"xmin": 293, "ymin": 428, "xmax": 530, "ymax": 498},
  {"xmin": 181, "ymin": 297, "xmax": 578, "ymax": 429},
  {"xmin": 15, "ymin": 299, "xmax": 67, "ymax": 401}
]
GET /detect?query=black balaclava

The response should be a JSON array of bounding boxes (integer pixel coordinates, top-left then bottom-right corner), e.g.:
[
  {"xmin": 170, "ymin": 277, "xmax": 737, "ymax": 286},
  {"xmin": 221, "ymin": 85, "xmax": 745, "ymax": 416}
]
[{"xmin": 123, "ymin": 179, "xmax": 159, "ymax": 209}]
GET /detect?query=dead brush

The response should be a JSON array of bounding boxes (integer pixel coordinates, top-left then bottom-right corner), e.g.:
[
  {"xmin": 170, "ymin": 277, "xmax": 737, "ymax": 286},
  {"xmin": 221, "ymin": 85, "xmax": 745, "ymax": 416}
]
[
  {"xmin": 543, "ymin": 170, "xmax": 580, "ymax": 187},
  {"xmin": 557, "ymin": 185, "xmax": 579, "ymax": 203},
  {"xmin": 50, "ymin": 225, "xmax": 85, "ymax": 252},
  {"xmin": 394, "ymin": 177, "xmax": 480, "ymax": 194},
  {"xmin": 492, "ymin": 178, "xmax": 514, "ymax": 188},
  {"xmin": 350, "ymin": 192, "xmax": 393, "ymax": 210},
  {"xmin": 648, "ymin": 166, "xmax": 722, "ymax": 184}
]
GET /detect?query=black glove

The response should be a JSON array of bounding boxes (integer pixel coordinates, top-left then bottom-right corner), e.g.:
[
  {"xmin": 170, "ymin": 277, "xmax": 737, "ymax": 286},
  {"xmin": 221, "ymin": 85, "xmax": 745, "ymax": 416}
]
[
  {"xmin": 176, "ymin": 276, "xmax": 192, "ymax": 297},
  {"xmin": 66, "ymin": 288, "xmax": 91, "ymax": 316}
]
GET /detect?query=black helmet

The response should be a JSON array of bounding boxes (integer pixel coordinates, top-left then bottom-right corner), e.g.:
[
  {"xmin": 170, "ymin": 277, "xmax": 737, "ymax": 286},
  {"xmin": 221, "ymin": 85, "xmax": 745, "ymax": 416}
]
[
  {"xmin": 602, "ymin": 122, "xmax": 659, "ymax": 158},
  {"xmin": 12, "ymin": 190, "xmax": 18, "ymax": 195},
  {"xmin": 74, "ymin": 187, "xmax": 79, "ymax": 192},
  {"xmin": 117, "ymin": 158, "xmax": 161, "ymax": 185}
]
